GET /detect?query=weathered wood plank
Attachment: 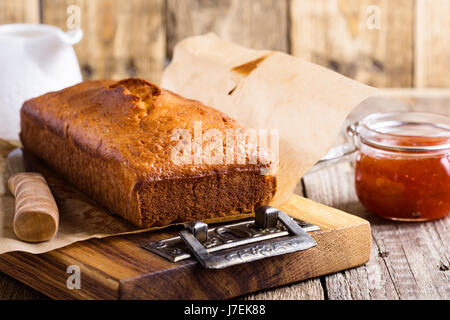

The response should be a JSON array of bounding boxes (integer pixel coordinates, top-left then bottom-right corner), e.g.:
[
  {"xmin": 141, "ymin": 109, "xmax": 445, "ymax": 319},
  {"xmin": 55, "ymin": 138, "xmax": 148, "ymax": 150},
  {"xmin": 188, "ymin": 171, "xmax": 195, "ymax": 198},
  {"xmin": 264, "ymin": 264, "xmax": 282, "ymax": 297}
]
[
  {"xmin": 364, "ymin": 90, "xmax": 450, "ymax": 115},
  {"xmin": 290, "ymin": 0, "xmax": 414, "ymax": 87},
  {"xmin": 0, "ymin": 272, "xmax": 47, "ymax": 300},
  {"xmin": 41, "ymin": 0, "xmax": 166, "ymax": 83},
  {"xmin": 324, "ymin": 236, "xmax": 399, "ymax": 300},
  {"xmin": 415, "ymin": 0, "xmax": 450, "ymax": 88},
  {"xmin": 245, "ymin": 180, "xmax": 325, "ymax": 300},
  {"xmin": 302, "ymin": 95, "xmax": 450, "ymax": 300},
  {"xmin": 1, "ymin": 92, "xmax": 448, "ymax": 300},
  {"xmin": 303, "ymin": 163, "xmax": 397, "ymax": 300},
  {"xmin": 0, "ymin": 194, "xmax": 371, "ymax": 300},
  {"xmin": 0, "ymin": 0, "xmax": 40, "ymax": 24},
  {"xmin": 165, "ymin": 0, "xmax": 289, "ymax": 59},
  {"xmin": 243, "ymin": 279, "xmax": 324, "ymax": 300}
]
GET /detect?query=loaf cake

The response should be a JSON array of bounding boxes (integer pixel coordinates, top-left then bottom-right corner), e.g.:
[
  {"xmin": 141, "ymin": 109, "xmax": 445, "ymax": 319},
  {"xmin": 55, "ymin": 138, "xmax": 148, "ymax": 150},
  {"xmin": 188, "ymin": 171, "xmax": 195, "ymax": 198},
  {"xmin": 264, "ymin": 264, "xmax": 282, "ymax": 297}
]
[{"xmin": 20, "ymin": 78, "xmax": 276, "ymax": 227}]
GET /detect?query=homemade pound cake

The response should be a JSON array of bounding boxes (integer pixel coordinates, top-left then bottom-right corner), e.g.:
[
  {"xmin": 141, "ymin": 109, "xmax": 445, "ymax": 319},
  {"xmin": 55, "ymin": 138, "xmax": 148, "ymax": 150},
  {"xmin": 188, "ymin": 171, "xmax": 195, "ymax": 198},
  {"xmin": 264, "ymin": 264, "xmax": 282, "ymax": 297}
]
[{"xmin": 20, "ymin": 78, "xmax": 276, "ymax": 227}]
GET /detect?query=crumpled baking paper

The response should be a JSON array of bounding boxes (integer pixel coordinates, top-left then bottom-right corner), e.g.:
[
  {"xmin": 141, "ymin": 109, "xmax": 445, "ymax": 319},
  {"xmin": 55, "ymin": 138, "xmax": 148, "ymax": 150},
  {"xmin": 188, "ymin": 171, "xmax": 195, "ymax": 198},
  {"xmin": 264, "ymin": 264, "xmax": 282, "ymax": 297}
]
[
  {"xmin": 161, "ymin": 34, "xmax": 376, "ymax": 206},
  {"xmin": 0, "ymin": 34, "xmax": 376, "ymax": 255}
]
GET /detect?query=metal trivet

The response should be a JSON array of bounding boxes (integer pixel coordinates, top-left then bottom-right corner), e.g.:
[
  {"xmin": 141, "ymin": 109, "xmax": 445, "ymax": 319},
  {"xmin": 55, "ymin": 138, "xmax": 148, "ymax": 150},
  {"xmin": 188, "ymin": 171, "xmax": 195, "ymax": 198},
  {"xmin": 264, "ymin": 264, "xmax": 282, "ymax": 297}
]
[{"xmin": 142, "ymin": 206, "xmax": 320, "ymax": 269}]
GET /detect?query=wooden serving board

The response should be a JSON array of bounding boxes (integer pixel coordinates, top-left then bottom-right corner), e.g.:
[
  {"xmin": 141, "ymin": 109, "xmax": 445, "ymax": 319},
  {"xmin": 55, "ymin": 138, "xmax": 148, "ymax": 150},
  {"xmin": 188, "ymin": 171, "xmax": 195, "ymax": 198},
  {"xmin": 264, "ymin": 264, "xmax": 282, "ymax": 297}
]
[{"xmin": 0, "ymin": 195, "xmax": 371, "ymax": 300}]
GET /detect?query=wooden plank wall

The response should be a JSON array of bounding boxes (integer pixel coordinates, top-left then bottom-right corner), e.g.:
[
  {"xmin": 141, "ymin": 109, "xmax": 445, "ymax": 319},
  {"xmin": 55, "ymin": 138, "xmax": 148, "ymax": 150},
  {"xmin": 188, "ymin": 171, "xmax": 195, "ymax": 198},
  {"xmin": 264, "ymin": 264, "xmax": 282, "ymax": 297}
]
[
  {"xmin": 165, "ymin": 0, "xmax": 289, "ymax": 57},
  {"xmin": 290, "ymin": 0, "xmax": 415, "ymax": 87},
  {"xmin": 41, "ymin": 0, "xmax": 166, "ymax": 83},
  {"xmin": 415, "ymin": 0, "xmax": 450, "ymax": 88},
  {"xmin": 0, "ymin": 0, "xmax": 449, "ymax": 88},
  {"xmin": 0, "ymin": 0, "xmax": 39, "ymax": 24}
]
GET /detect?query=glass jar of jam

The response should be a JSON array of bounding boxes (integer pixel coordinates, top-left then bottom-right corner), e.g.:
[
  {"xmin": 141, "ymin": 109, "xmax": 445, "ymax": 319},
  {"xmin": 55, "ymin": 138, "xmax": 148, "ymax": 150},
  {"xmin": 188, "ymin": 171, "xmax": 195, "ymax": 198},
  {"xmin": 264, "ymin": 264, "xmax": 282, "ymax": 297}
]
[{"xmin": 348, "ymin": 112, "xmax": 450, "ymax": 221}]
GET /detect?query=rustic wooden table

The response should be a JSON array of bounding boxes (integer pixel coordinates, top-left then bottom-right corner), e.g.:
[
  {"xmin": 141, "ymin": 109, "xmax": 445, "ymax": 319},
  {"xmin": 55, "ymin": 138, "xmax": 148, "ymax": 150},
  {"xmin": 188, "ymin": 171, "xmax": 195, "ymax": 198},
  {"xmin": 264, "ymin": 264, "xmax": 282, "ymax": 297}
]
[{"xmin": 1, "ymin": 90, "xmax": 448, "ymax": 300}]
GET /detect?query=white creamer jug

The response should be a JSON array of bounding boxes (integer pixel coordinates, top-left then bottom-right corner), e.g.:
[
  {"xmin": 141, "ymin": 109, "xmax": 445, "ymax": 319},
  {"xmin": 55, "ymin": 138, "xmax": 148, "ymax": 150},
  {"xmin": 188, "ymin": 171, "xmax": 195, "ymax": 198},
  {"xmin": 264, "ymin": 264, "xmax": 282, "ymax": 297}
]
[{"xmin": 0, "ymin": 24, "xmax": 83, "ymax": 140}]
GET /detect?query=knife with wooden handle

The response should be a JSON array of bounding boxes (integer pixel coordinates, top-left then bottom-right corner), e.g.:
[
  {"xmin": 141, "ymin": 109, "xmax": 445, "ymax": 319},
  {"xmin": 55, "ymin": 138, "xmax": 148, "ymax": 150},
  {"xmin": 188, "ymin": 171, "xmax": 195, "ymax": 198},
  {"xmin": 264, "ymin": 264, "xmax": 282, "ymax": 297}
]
[{"xmin": 7, "ymin": 148, "xmax": 59, "ymax": 242}]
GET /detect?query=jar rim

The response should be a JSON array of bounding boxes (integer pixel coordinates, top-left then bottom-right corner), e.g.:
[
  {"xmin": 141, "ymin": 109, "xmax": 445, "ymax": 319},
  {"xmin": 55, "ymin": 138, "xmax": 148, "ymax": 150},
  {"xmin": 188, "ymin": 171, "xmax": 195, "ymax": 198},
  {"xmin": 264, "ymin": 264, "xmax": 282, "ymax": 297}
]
[{"xmin": 356, "ymin": 111, "xmax": 450, "ymax": 152}]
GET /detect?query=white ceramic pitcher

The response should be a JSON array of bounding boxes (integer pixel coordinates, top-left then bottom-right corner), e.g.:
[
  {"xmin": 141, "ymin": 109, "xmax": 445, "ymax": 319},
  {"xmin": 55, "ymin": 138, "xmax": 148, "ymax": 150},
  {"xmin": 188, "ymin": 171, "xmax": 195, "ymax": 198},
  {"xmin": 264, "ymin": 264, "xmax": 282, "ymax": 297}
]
[{"xmin": 0, "ymin": 24, "xmax": 83, "ymax": 140}]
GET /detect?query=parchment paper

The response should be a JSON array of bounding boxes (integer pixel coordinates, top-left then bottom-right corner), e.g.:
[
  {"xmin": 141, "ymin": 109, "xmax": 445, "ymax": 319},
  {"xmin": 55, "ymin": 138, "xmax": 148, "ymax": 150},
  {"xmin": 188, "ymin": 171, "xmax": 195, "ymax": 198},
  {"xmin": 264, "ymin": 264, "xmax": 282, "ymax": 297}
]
[
  {"xmin": 0, "ymin": 34, "xmax": 376, "ymax": 255},
  {"xmin": 162, "ymin": 34, "xmax": 376, "ymax": 206}
]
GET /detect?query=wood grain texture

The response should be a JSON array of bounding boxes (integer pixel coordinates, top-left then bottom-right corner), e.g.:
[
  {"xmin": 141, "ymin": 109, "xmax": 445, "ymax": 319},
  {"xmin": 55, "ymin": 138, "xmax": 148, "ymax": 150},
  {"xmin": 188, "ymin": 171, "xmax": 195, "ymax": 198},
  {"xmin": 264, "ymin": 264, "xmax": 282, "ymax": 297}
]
[
  {"xmin": 41, "ymin": 0, "xmax": 166, "ymax": 83},
  {"xmin": 0, "ymin": 195, "xmax": 371, "ymax": 300},
  {"xmin": 0, "ymin": 92, "xmax": 448, "ymax": 299},
  {"xmin": 304, "ymin": 163, "xmax": 449, "ymax": 300},
  {"xmin": 247, "ymin": 91, "xmax": 450, "ymax": 300},
  {"xmin": 415, "ymin": 0, "xmax": 450, "ymax": 88},
  {"xmin": 0, "ymin": 0, "xmax": 40, "ymax": 24},
  {"xmin": 0, "ymin": 272, "xmax": 47, "ymax": 300},
  {"xmin": 303, "ymin": 163, "xmax": 401, "ymax": 299},
  {"xmin": 290, "ymin": 0, "xmax": 414, "ymax": 87},
  {"xmin": 243, "ymin": 279, "xmax": 325, "ymax": 300},
  {"xmin": 4, "ymin": 1, "xmax": 450, "ymax": 88},
  {"xmin": 301, "ymin": 93, "xmax": 450, "ymax": 300},
  {"xmin": 165, "ymin": 0, "xmax": 289, "ymax": 59},
  {"xmin": 244, "ymin": 180, "xmax": 326, "ymax": 300}
]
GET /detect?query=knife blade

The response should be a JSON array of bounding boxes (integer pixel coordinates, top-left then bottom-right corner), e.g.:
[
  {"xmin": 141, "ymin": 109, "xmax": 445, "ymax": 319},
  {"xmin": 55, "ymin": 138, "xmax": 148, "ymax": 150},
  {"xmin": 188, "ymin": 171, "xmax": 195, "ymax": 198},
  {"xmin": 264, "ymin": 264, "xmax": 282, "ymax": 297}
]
[{"xmin": 7, "ymin": 148, "xmax": 59, "ymax": 242}]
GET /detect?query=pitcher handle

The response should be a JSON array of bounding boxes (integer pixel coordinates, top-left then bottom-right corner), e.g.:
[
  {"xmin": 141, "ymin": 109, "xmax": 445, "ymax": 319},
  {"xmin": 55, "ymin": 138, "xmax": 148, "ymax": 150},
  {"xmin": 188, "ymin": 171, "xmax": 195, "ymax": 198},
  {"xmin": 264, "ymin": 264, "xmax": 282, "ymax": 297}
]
[{"xmin": 60, "ymin": 29, "xmax": 83, "ymax": 45}]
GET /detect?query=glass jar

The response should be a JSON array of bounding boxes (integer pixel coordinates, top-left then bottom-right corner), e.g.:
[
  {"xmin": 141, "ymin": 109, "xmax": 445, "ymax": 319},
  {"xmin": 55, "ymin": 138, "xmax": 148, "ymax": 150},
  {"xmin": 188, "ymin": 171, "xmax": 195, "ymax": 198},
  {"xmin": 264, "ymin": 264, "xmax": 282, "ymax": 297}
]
[{"xmin": 348, "ymin": 112, "xmax": 450, "ymax": 221}]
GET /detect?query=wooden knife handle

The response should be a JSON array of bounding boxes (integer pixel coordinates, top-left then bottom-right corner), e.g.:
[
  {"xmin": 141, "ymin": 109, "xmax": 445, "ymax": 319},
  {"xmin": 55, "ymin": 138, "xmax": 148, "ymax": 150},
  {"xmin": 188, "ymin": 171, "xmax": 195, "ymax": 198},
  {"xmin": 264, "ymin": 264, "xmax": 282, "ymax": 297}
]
[{"xmin": 8, "ymin": 172, "xmax": 59, "ymax": 242}]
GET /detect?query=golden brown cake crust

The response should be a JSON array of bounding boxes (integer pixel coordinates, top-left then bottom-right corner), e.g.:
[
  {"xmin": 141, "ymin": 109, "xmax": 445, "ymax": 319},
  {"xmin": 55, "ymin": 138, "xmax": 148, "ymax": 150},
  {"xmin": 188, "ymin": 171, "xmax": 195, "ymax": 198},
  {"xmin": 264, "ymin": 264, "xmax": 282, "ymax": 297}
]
[{"xmin": 20, "ymin": 78, "xmax": 276, "ymax": 227}]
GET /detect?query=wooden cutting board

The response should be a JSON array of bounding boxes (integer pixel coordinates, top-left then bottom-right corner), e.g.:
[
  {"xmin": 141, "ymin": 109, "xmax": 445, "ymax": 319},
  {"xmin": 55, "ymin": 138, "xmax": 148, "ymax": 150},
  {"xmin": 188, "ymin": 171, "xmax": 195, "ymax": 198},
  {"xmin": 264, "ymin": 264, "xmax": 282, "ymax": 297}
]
[{"xmin": 0, "ymin": 195, "xmax": 371, "ymax": 300}]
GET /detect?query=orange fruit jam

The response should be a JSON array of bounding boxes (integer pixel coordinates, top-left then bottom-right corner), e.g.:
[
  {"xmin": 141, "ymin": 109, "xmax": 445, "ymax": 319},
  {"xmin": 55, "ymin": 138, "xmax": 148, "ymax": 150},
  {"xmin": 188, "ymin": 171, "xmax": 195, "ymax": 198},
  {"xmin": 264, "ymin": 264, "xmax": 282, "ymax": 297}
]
[{"xmin": 355, "ymin": 137, "xmax": 450, "ymax": 221}]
